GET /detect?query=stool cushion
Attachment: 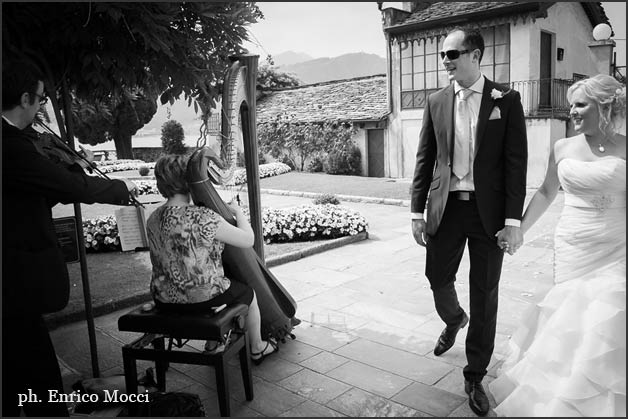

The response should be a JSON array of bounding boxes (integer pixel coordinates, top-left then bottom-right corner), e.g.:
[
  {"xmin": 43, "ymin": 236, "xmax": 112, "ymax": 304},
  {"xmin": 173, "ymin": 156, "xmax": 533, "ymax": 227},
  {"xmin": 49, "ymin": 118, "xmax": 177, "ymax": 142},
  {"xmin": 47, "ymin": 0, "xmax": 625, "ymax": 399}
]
[{"xmin": 118, "ymin": 303, "xmax": 248, "ymax": 340}]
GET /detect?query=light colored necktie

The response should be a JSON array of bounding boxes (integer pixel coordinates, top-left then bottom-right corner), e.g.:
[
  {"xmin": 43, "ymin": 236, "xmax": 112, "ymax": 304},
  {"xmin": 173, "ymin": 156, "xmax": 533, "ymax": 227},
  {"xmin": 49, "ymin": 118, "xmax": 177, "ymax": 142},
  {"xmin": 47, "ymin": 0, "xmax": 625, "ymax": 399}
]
[{"xmin": 453, "ymin": 88, "xmax": 472, "ymax": 180}]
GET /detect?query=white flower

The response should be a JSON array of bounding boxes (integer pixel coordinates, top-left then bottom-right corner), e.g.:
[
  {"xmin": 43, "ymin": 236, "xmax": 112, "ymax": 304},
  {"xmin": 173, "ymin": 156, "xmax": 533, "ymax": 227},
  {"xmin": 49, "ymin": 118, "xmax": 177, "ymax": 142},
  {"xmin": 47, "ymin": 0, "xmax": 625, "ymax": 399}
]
[{"xmin": 490, "ymin": 88, "xmax": 505, "ymax": 100}]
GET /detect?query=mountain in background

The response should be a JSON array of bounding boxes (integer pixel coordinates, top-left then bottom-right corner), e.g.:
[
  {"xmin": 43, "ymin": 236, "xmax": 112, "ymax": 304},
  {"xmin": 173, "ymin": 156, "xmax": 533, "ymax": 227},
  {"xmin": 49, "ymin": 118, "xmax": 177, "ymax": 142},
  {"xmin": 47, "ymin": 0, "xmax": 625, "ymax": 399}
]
[
  {"xmin": 272, "ymin": 51, "xmax": 314, "ymax": 66},
  {"xmin": 276, "ymin": 52, "xmax": 387, "ymax": 85}
]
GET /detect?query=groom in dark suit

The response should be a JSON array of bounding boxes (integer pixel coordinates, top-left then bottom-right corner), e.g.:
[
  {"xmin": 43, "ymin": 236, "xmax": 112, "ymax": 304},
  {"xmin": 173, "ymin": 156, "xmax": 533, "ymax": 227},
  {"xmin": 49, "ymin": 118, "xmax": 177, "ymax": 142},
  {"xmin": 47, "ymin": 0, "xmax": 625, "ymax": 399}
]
[{"xmin": 410, "ymin": 28, "xmax": 527, "ymax": 416}]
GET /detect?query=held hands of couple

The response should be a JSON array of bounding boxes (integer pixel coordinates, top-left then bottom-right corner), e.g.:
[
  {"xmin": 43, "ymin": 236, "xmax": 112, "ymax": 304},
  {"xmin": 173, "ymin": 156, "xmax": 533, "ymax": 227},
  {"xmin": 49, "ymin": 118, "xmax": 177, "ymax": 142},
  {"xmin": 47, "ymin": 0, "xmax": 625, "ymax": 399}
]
[{"xmin": 495, "ymin": 225, "xmax": 523, "ymax": 255}]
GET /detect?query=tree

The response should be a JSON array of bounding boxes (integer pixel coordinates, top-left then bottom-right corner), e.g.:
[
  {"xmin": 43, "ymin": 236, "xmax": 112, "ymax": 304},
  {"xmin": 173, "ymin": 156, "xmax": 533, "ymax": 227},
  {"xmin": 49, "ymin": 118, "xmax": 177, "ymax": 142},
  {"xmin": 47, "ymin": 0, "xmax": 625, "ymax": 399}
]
[
  {"xmin": 3, "ymin": 2, "xmax": 263, "ymax": 152},
  {"xmin": 257, "ymin": 65, "xmax": 301, "ymax": 90},
  {"xmin": 161, "ymin": 120, "xmax": 186, "ymax": 155},
  {"xmin": 71, "ymin": 89, "xmax": 158, "ymax": 159}
]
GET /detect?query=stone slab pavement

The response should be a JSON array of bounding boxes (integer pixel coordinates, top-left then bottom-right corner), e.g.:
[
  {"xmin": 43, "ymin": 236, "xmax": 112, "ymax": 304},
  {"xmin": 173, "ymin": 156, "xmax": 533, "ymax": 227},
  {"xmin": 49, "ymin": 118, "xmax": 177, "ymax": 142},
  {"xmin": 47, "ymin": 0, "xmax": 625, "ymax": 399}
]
[{"xmin": 51, "ymin": 189, "xmax": 563, "ymax": 417}]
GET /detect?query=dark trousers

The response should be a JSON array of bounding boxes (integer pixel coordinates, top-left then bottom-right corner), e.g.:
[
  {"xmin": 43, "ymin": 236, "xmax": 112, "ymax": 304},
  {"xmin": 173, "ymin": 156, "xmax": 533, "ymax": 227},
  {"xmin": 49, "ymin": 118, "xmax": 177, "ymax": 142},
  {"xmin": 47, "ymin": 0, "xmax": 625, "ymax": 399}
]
[
  {"xmin": 2, "ymin": 314, "xmax": 69, "ymax": 417},
  {"xmin": 425, "ymin": 197, "xmax": 504, "ymax": 382}
]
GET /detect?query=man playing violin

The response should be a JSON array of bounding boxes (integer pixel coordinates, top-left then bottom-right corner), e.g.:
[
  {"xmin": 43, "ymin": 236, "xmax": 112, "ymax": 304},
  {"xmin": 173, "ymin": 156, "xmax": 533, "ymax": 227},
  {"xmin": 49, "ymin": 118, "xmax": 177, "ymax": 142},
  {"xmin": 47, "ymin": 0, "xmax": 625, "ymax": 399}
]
[{"xmin": 2, "ymin": 58, "xmax": 138, "ymax": 417}]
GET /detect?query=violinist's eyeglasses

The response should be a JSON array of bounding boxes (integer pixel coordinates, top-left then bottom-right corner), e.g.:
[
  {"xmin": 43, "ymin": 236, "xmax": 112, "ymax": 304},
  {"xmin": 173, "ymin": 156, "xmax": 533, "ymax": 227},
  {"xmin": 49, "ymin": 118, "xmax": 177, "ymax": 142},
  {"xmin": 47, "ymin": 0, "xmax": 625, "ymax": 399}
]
[{"xmin": 31, "ymin": 92, "xmax": 49, "ymax": 106}]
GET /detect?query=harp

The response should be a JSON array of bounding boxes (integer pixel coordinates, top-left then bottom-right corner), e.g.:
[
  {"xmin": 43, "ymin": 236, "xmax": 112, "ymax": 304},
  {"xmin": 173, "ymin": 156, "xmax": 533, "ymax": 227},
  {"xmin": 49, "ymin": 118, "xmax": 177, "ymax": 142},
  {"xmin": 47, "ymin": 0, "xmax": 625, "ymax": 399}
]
[{"xmin": 186, "ymin": 55, "xmax": 298, "ymax": 341}]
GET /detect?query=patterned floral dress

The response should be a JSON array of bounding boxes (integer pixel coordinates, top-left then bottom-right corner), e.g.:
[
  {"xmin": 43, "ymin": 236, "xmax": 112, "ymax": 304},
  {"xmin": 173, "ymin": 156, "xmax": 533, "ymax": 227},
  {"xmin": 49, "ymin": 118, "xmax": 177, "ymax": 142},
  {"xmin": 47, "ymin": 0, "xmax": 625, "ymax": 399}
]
[{"xmin": 146, "ymin": 205, "xmax": 231, "ymax": 304}]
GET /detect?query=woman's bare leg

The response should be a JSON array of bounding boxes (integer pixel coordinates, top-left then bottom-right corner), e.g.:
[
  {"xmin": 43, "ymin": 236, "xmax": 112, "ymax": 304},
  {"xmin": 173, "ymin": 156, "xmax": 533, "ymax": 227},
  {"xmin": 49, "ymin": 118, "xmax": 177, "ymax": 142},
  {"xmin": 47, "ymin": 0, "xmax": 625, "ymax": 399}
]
[{"xmin": 247, "ymin": 292, "xmax": 276, "ymax": 355}]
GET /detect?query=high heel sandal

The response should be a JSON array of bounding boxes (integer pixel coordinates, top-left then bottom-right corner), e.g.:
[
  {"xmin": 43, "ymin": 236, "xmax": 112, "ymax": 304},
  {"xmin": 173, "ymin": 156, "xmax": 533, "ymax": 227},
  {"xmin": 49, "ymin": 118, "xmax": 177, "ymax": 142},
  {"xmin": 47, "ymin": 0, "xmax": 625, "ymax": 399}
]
[{"xmin": 250, "ymin": 340, "xmax": 278, "ymax": 366}]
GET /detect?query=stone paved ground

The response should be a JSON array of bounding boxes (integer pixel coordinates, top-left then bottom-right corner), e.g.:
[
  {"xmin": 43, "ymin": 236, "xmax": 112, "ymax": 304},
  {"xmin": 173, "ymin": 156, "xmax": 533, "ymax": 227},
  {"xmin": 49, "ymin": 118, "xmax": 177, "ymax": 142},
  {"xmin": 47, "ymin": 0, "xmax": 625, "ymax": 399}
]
[{"xmin": 51, "ymin": 189, "xmax": 563, "ymax": 417}]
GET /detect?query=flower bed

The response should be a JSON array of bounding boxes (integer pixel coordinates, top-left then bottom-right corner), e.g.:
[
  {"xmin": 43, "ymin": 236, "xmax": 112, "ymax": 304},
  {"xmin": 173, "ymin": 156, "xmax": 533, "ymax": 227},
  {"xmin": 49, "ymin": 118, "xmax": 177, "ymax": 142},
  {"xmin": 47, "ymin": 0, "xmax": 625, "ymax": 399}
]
[
  {"xmin": 260, "ymin": 204, "xmax": 368, "ymax": 244},
  {"xmin": 81, "ymin": 203, "xmax": 367, "ymax": 253},
  {"xmin": 83, "ymin": 215, "xmax": 121, "ymax": 252},
  {"xmin": 135, "ymin": 180, "xmax": 160, "ymax": 196},
  {"xmin": 94, "ymin": 159, "xmax": 156, "ymax": 174},
  {"xmin": 91, "ymin": 159, "xmax": 290, "ymax": 181},
  {"xmin": 227, "ymin": 162, "xmax": 291, "ymax": 186},
  {"xmin": 127, "ymin": 162, "xmax": 291, "ymax": 196}
]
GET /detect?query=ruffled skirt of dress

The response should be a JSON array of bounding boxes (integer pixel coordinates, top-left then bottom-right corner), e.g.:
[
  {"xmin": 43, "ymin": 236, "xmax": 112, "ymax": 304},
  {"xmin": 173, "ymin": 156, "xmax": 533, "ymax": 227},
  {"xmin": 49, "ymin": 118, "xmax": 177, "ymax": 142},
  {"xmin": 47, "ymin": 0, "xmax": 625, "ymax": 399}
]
[{"xmin": 489, "ymin": 261, "xmax": 626, "ymax": 416}]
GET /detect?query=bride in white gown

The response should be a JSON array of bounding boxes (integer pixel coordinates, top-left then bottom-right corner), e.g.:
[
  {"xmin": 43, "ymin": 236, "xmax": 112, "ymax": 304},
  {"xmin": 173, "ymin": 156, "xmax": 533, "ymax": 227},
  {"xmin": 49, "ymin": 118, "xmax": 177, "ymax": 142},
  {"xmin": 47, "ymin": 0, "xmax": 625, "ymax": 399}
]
[{"xmin": 489, "ymin": 74, "xmax": 626, "ymax": 416}]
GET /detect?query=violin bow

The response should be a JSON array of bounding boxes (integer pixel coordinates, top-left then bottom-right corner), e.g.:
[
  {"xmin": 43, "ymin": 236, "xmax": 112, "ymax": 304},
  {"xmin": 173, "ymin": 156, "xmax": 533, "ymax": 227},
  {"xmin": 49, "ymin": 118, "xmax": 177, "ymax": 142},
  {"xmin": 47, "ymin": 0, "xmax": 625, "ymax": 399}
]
[{"xmin": 35, "ymin": 122, "xmax": 145, "ymax": 208}]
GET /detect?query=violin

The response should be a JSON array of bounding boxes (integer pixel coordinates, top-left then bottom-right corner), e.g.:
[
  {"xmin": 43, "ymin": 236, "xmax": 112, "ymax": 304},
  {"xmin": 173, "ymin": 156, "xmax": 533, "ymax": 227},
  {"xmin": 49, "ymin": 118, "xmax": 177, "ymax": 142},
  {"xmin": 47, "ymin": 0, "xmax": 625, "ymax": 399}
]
[
  {"xmin": 25, "ymin": 125, "xmax": 93, "ymax": 173},
  {"xmin": 25, "ymin": 123, "xmax": 144, "ymax": 208}
]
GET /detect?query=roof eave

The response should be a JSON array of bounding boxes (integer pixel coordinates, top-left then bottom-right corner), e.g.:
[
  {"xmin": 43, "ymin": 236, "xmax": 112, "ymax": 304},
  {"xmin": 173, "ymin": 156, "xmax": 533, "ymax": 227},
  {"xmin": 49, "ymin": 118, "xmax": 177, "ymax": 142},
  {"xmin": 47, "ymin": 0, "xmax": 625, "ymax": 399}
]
[
  {"xmin": 581, "ymin": 2, "xmax": 613, "ymax": 35},
  {"xmin": 384, "ymin": 2, "xmax": 549, "ymax": 35}
]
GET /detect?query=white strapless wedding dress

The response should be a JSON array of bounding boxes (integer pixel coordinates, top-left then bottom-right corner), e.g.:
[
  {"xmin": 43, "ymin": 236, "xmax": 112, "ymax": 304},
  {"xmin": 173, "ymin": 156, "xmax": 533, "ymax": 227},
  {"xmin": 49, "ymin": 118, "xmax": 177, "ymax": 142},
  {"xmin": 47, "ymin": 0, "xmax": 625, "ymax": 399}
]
[{"xmin": 490, "ymin": 157, "xmax": 626, "ymax": 417}]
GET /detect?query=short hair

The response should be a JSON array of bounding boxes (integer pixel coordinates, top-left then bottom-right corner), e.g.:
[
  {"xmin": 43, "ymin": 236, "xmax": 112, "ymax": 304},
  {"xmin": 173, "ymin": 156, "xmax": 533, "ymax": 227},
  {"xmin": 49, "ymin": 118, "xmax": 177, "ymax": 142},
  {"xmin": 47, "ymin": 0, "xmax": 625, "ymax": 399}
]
[
  {"xmin": 449, "ymin": 27, "xmax": 485, "ymax": 63},
  {"xmin": 567, "ymin": 74, "xmax": 626, "ymax": 138},
  {"xmin": 2, "ymin": 58, "xmax": 44, "ymax": 111},
  {"xmin": 154, "ymin": 154, "xmax": 191, "ymax": 198}
]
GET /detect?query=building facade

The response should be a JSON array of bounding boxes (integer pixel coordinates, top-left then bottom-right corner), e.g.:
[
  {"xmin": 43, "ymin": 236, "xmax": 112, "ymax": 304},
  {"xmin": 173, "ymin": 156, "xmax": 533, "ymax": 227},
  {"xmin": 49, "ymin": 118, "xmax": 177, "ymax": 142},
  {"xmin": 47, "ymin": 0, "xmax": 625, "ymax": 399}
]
[
  {"xmin": 380, "ymin": 1, "xmax": 614, "ymax": 186},
  {"xmin": 256, "ymin": 75, "xmax": 389, "ymax": 176}
]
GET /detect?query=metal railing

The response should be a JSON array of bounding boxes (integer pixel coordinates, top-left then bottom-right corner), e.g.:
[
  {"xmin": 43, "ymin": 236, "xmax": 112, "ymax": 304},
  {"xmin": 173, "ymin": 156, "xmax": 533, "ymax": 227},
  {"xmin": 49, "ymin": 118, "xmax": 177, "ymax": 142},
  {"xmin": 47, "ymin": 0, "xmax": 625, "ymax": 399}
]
[
  {"xmin": 613, "ymin": 66, "xmax": 626, "ymax": 84},
  {"xmin": 508, "ymin": 78, "xmax": 573, "ymax": 118},
  {"xmin": 206, "ymin": 113, "xmax": 221, "ymax": 134}
]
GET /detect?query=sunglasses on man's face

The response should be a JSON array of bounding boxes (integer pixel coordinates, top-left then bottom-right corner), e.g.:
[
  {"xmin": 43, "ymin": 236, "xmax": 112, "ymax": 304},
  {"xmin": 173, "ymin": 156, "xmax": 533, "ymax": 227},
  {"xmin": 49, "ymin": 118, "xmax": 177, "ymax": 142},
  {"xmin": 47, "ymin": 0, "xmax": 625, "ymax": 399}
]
[{"xmin": 440, "ymin": 49, "xmax": 470, "ymax": 60}]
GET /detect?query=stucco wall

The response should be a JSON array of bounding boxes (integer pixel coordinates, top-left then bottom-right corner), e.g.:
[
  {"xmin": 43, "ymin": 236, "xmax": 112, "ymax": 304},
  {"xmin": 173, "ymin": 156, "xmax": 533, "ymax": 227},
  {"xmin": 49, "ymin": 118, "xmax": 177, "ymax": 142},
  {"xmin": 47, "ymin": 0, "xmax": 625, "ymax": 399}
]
[
  {"xmin": 387, "ymin": 38, "xmax": 404, "ymax": 178},
  {"xmin": 525, "ymin": 118, "xmax": 567, "ymax": 188},
  {"xmin": 534, "ymin": 2, "xmax": 612, "ymax": 79},
  {"xmin": 510, "ymin": 23, "xmax": 533, "ymax": 81}
]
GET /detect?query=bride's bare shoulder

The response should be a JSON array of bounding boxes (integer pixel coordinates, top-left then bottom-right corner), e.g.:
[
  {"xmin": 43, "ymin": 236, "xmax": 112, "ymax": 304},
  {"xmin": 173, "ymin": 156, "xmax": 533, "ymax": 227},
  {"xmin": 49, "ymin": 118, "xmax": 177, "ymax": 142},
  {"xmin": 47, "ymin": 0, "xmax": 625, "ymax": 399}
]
[{"xmin": 553, "ymin": 135, "xmax": 581, "ymax": 156}]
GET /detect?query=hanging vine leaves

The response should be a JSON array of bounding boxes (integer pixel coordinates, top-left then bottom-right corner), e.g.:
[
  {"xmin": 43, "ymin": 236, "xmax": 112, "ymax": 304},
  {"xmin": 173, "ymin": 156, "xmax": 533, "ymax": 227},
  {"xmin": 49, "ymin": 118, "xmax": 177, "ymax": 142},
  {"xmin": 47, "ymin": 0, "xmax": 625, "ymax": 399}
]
[{"xmin": 3, "ymin": 2, "xmax": 263, "ymax": 152}]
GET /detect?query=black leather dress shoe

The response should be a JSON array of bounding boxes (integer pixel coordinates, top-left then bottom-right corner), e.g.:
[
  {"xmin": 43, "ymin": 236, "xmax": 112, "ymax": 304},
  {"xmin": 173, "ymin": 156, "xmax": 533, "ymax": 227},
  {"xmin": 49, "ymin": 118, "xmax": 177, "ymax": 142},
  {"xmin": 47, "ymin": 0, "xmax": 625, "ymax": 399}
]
[
  {"xmin": 465, "ymin": 380, "xmax": 489, "ymax": 416},
  {"xmin": 433, "ymin": 311, "xmax": 469, "ymax": 356}
]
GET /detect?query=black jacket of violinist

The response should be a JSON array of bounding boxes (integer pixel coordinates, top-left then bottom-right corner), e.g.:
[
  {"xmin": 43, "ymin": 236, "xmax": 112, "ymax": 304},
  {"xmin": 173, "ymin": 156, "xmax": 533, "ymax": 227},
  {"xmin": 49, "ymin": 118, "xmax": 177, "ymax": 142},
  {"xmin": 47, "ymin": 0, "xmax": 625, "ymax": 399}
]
[
  {"xmin": 2, "ymin": 118, "xmax": 132, "ymax": 315},
  {"xmin": 2, "ymin": 118, "xmax": 135, "ymax": 417}
]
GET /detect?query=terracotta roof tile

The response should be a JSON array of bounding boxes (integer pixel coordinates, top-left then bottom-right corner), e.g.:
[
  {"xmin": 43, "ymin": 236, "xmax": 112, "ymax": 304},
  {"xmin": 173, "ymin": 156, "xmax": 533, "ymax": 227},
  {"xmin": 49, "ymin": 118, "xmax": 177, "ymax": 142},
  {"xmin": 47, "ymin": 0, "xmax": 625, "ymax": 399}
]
[{"xmin": 257, "ymin": 75, "xmax": 388, "ymax": 124}]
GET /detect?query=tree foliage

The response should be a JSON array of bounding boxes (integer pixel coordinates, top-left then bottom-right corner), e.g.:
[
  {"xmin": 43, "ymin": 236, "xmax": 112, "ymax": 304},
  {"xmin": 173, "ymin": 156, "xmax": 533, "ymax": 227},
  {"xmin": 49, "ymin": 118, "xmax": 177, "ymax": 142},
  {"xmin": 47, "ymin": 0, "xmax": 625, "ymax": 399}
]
[
  {"xmin": 257, "ymin": 65, "xmax": 301, "ymax": 90},
  {"xmin": 161, "ymin": 120, "xmax": 187, "ymax": 155},
  {"xmin": 3, "ymin": 2, "xmax": 262, "ymax": 152},
  {"xmin": 258, "ymin": 114, "xmax": 357, "ymax": 171},
  {"xmin": 71, "ymin": 89, "xmax": 158, "ymax": 159}
]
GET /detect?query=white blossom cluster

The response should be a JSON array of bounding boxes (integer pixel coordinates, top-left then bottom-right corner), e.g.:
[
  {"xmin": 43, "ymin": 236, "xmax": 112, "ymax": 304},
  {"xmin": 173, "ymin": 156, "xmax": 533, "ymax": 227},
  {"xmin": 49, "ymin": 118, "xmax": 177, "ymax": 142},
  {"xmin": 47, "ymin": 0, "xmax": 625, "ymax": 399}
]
[
  {"xmin": 94, "ymin": 160, "xmax": 156, "ymax": 174},
  {"xmin": 94, "ymin": 159, "xmax": 145, "ymax": 167},
  {"xmin": 83, "ymin": 215, "xmax": 120, "ymax": 252},
  {"xmin": 135, "ymin": 180, "xmax": 160, "ymax": 195},
  {"xmin": 226, "ymin": 162, "xmax": 291, "ymax": 186},
  {"xmin": 260, "ymin": 204, "xmax": 368, "ymax": 244}
]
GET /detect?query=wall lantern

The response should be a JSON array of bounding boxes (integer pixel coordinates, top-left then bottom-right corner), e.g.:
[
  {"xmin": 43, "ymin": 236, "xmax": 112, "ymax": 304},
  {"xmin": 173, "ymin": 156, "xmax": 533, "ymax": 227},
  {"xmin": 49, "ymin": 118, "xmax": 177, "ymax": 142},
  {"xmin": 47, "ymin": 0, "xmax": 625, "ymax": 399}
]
[
  {"xmin": 557, "ymin": 48, "xmax": 564, "ymax": 61},
  {"xmin": 592, "ymin": 23, "xmax": 612, "ymax": 41}
]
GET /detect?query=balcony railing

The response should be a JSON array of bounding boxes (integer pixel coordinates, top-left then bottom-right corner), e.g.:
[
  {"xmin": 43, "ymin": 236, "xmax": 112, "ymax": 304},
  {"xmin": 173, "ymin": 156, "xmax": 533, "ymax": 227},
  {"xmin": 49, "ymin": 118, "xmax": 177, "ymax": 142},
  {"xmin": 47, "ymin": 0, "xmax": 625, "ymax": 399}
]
[
  {"xmin": 508, "ymin": 78, "xmax": 573, "ymax": 118},
  {"xmin": 613, "ymin": 66, "xmax": 626, "ymax": 84},
  {"xmin": 205, "ymin": 113, "xmax": 221, "ymax": 134}
]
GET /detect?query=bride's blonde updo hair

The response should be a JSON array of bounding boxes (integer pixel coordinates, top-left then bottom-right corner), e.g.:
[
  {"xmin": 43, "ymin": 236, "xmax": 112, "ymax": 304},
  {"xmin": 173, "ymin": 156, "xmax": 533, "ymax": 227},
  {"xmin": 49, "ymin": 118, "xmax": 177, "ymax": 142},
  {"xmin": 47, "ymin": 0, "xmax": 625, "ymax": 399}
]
[{"xmin": 567, "ymin": 74, "xmax": 626, "ymax": 137}]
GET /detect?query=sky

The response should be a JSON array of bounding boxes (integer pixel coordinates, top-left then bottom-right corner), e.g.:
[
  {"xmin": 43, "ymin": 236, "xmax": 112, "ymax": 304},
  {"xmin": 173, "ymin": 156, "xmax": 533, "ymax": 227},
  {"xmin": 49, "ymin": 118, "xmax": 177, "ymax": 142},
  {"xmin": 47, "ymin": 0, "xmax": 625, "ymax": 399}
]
[
  {"xmin": 243, "ymin": 2, "xmax": 626, "ymax": 66},
  {"xmin": 243, "ymin": 2, "xmax": 387, "ymax": 59}
]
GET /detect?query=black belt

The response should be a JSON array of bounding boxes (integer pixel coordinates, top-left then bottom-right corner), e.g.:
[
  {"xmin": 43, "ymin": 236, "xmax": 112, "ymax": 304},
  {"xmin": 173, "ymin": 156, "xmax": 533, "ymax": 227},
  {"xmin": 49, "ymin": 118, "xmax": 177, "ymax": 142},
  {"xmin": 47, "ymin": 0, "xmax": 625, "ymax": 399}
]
[{"xmin": 450, "ymin": 191, "xmax": 475, "ymax": 201}]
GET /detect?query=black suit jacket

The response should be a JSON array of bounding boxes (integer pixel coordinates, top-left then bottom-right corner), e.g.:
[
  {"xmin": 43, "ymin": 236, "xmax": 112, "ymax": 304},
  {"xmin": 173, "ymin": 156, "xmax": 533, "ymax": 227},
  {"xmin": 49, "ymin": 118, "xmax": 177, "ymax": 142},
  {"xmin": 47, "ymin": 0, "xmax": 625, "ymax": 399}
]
[
  {"xmin": 2, "ymin": 120, "xmax": 130, "ymax": 315},
  {"xmin": 410, "ymin": 77, "xmax": 528, "ymax": 237}
]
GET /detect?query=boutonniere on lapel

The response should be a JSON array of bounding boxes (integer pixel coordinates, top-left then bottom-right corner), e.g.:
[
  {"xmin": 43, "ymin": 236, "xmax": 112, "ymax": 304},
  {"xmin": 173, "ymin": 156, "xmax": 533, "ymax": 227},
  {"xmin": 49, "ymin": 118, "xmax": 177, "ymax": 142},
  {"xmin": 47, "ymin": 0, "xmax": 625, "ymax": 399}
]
[
  {"xmin": 489, "ymin": 88, "xmax": 510, "ymax": 120},
  {"xmin": 490, "ymin": 88, "xmax": 509, "ymax": 100}
]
